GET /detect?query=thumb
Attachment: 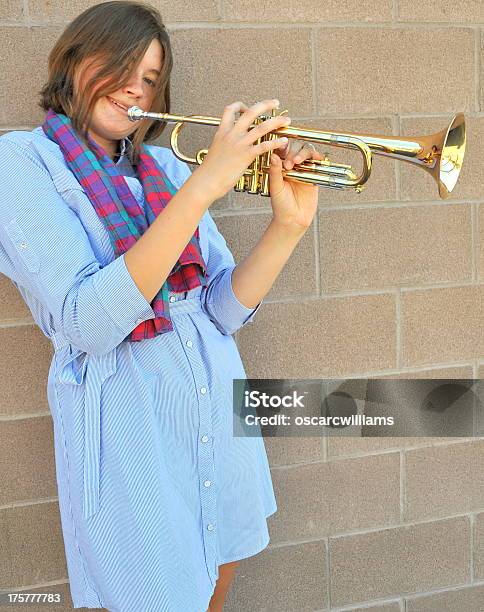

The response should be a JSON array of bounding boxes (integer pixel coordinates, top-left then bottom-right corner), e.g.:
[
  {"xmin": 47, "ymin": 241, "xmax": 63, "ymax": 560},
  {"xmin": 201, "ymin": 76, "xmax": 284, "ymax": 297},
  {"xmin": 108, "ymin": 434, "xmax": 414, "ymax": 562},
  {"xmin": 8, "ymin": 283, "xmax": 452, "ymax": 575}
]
[{"xmin": 268, "ymin": 152, "xmax": 284, "ymax": 194}]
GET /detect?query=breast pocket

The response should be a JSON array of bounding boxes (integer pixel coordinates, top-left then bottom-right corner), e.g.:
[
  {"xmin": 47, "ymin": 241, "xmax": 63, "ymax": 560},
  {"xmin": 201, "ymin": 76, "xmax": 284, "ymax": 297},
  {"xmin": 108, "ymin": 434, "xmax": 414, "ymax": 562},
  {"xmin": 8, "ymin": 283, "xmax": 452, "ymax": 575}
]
[{"xmin": 3, "ymin": 219, "xmax": 40, "ymax": 273}]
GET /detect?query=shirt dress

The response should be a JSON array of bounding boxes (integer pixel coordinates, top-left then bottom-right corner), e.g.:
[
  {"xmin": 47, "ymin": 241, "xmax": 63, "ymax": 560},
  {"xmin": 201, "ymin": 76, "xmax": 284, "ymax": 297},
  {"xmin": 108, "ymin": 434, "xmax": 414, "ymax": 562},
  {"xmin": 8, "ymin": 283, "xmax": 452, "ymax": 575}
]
[{"xmin": 0, "ymin": 128, "xmax": 278, "ymax": 612}]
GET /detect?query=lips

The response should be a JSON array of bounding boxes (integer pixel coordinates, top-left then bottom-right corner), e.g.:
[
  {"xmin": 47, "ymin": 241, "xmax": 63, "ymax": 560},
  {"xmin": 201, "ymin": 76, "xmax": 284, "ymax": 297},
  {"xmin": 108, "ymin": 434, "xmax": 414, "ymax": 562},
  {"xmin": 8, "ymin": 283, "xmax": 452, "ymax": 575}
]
[{"xmin": 107, "ymin": 96, "xmax": 129, "ymax": 112}]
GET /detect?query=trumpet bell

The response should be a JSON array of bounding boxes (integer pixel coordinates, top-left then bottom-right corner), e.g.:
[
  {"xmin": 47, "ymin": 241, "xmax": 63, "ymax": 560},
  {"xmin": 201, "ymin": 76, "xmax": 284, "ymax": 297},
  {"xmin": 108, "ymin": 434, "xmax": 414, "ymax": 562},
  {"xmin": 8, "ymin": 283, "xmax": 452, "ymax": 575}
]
[{"xmin": 435, "ymin": 113, "xmax": 466, "ymax": 199}]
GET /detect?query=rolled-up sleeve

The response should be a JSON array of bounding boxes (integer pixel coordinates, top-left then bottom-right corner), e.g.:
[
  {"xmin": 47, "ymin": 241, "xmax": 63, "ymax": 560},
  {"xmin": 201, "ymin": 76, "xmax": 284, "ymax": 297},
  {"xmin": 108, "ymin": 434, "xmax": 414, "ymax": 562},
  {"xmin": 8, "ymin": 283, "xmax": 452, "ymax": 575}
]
[
  {"xmin": 199, "ymin": 211, "xmax": 263, "ymax": 336},
  {"xmin": 0, "ymin": 137, "xmax": 156, "ymax": 356}
]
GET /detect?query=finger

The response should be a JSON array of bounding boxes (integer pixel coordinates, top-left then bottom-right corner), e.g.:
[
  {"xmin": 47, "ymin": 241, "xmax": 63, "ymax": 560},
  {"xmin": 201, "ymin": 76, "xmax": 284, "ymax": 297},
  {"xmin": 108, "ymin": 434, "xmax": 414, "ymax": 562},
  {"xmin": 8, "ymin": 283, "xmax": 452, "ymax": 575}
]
[
  {"xmin": 253, "ymin": 135, "xmax": 289, "ymax": 157},
  {"xmin": 312, "ymin": 150, "xmax": 326, "ymax": 161},
  {"xmin": 241, "ymin": 113, "xmax": 291, "ymax": 146},
  {"xmin": 268, "ymin": 152, "xmax": 285, "ymax": 196},
  {"xmin": 293, "ymin": 147, "xmax": 313, "ymax": 164},
  {"xmin": 235, "ymin": 98, "xmax": 281, "ymax": 133},
  {"xmin": 237, "ymin": 104, "xmax": 250, "ymax": 117},
  {"xmin": 276, "ymin": 143, "xmax": 306, "ymax": 169},
  {"xmin": 272, "ymin": 138, "xmax": 292, "ymax": 157},
  {"xmin": 218, "ymin": 101, "xmax": 249, "ymax": 134},
  {"xmin": 282, "ymin": 143, "xmax": 305, "ymax": 168},
  {"xmin": 287, "ymin": 145, "xmax": 323, "ymax": 168}
]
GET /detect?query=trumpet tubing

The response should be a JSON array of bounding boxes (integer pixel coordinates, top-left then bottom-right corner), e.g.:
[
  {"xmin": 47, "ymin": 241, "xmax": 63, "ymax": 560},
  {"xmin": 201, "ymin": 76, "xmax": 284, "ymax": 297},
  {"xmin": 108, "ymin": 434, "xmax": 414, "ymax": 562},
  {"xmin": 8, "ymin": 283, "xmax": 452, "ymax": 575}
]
[{"xmin": 127, "ymin": 105, "xmax": 466, "ymax": 199}]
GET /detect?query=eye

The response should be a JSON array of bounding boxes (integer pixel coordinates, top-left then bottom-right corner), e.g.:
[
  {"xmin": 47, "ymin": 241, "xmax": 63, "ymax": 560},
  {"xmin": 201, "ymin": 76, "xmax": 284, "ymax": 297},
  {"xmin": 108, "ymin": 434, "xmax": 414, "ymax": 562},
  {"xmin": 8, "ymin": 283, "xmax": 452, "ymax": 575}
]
[{"xmin": 144, "ymin": 77, "xmax": 156, "ymax": 87}]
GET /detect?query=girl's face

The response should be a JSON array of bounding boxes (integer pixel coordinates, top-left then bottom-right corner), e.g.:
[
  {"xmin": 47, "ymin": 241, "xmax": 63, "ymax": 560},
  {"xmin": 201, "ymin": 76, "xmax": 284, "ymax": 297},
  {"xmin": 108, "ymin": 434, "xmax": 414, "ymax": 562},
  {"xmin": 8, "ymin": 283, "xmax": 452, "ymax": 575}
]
[{"xmin": 73, "ymin": 38, "xmax": 163, "ymax": 158}]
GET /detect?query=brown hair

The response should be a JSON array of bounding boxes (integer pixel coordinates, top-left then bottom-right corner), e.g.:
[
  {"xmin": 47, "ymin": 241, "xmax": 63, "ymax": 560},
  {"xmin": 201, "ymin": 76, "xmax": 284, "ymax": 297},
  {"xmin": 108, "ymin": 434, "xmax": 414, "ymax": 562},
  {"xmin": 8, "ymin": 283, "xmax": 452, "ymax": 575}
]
[{"xmin": 38, "ymin": 0, "xmax": 172, "ymax": 165}]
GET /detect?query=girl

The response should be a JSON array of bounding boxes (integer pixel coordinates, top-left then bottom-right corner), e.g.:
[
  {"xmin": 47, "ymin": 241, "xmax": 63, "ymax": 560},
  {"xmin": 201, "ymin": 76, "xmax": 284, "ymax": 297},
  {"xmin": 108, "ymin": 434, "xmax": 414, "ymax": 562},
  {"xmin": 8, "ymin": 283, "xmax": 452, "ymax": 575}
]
[{"xmin": 0, "ymin": 2, "xmax": 321, "ymax": 610}]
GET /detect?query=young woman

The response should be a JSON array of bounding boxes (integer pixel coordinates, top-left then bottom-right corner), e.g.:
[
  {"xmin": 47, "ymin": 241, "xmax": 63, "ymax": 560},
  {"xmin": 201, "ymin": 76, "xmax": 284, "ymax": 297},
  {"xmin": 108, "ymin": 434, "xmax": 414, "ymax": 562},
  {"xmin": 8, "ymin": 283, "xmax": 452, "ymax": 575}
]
[{"xmin": 0, "ymin": 2, "xmax": 321, "ymax": 610}]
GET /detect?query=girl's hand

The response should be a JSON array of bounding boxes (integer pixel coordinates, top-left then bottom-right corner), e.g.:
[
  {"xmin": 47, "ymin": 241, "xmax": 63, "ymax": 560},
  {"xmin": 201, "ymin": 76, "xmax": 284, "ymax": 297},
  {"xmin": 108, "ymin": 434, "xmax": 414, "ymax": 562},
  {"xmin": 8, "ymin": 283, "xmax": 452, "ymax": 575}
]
[
  {"xmin": 190, "ymin": 99, "xmax": 291, "ymax": 202},
  {"xmin": 268, "ymin": 138, "xmax": 325, "ymax": 231}
]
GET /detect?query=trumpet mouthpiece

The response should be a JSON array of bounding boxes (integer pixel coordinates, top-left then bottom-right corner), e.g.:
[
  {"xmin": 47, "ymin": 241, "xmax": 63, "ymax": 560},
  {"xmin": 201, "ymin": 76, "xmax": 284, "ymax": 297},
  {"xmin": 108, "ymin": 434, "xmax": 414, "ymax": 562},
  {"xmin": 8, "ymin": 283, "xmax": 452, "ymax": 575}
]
[{"xmin": 127, "ymin": 106, "xmax": 144, "ymax": 121}]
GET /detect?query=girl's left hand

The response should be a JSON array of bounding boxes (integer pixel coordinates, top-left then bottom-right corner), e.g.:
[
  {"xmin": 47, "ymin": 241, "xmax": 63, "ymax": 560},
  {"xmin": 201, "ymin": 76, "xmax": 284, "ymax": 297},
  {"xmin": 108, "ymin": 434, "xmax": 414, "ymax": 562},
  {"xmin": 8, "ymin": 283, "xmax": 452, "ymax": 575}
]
[{"xmin": 268, "ymin": 137, "xmax": 325, "ymax": 231}]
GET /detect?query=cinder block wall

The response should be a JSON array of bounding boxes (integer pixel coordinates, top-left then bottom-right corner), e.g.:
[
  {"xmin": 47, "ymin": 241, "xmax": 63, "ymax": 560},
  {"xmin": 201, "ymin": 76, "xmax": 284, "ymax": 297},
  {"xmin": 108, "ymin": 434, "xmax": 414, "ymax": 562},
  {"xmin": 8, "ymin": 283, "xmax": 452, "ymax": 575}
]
[{"xmin": 0, "ymin": 1, "xmax": 483, "ymax": 611}]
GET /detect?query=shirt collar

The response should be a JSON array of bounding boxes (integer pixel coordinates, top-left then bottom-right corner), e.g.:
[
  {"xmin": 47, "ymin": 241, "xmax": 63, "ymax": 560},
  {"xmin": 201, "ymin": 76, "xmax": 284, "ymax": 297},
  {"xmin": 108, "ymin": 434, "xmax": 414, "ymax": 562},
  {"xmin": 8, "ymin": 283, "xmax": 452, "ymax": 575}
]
[{"xmin": 116, "ymin": 135, "xmax": 134, "ymax": 162}]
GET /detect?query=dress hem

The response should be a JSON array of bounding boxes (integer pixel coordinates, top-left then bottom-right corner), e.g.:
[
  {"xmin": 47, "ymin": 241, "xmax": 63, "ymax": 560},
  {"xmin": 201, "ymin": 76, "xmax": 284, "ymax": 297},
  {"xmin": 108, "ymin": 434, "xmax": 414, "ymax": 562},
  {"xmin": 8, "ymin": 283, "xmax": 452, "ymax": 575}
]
[
  {"xmin": 71, "ymin": 537, "xmax": 272, "ymax": 612},
  {"xmin": 216, "ymin": 505, "xmax": 277, "ymax": 566}
]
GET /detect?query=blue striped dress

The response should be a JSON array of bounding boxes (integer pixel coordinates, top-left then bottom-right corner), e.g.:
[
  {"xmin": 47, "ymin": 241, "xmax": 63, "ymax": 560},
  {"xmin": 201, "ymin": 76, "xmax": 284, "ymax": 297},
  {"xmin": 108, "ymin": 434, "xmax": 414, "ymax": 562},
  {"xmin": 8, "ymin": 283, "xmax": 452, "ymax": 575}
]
[{"xmin": 0, "ymin": 128, "xmax": 277, "ymax": 612}]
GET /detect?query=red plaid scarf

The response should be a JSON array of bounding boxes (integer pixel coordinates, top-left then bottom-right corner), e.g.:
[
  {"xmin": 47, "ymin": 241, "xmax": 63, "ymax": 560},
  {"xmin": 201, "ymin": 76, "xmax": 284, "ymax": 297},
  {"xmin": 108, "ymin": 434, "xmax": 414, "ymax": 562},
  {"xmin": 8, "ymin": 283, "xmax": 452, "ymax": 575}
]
[{"xmin": 42, "ymin": 108, "xmax": 208, "ymax": 341}]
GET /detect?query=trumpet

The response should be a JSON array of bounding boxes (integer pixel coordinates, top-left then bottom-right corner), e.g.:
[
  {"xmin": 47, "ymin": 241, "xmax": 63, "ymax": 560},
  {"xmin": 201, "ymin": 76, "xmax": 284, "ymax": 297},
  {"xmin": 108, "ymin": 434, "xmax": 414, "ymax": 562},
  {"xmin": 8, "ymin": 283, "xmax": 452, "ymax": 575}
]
[{"xmin": 128, "ymin": 105, "xmax": 466, "ymax": 199}]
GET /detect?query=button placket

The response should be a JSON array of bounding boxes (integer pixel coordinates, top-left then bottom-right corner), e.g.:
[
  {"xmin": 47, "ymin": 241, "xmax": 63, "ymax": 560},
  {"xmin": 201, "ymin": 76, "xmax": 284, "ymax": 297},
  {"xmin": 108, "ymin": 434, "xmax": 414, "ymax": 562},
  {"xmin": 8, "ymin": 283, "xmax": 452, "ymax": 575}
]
[
  {"xmin": 177, "ymin": 314, "xmax": 218, "ymax": 586},
  {"xmin": 197, "ymin": 377, "xmax": 217, "ymax": 584}
]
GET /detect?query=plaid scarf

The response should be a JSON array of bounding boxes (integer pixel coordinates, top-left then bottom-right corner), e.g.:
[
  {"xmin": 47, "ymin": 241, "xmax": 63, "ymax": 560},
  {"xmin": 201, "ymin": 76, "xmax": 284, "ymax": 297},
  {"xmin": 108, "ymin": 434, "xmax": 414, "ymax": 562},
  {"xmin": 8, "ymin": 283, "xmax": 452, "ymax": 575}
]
[{"xmin": 42, "ymin": 108, "xmax": 208, "ymax": 341}]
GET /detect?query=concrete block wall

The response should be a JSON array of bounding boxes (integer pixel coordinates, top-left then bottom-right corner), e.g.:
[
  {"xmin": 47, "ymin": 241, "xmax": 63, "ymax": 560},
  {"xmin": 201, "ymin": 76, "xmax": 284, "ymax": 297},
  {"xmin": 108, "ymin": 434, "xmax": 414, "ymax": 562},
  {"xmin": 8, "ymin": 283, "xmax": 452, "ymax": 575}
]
[{"xmin": 0, "ymin": 1, "xmax": 483, "ymax": 610}]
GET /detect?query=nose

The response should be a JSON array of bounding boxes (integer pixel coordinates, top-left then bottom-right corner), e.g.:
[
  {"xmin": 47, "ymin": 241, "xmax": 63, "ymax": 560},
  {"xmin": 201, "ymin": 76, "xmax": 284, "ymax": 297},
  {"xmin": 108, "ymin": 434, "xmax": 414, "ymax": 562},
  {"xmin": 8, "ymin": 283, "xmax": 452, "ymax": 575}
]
[{"xmin": 121, "ymin": 75, "xmax": 144, "ymax": 99}]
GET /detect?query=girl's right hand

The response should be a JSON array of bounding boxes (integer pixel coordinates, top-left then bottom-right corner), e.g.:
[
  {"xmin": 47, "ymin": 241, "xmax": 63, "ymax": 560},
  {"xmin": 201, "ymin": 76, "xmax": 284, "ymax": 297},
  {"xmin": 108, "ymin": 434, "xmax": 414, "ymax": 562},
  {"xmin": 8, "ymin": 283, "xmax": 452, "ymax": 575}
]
[{"xmin": 189, "ymin": 98, "xmax": 291, "ymax": 202}]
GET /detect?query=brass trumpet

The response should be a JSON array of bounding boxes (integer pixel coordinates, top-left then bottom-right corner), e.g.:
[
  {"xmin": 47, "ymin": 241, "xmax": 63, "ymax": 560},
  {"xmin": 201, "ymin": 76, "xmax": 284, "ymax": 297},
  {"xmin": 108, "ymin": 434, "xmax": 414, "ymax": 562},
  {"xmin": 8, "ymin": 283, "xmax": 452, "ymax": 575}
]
[{"xmin": 127, "ymin": 105, "xmax": 466, "ymax": 199}]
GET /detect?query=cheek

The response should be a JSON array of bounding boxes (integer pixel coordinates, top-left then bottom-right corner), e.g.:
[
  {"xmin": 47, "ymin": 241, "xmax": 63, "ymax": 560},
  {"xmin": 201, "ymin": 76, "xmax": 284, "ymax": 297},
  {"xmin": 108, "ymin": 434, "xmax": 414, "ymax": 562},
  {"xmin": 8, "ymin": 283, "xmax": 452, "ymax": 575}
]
[
  {"xmin": 75, "ymin": 66, "xmax": 112, "ymax": 99},
  {"xmin": 91, "ymin": 97, "xmax": 112, "ymax": 122},
  {"xmin": 92, "ymin": 79, "xmax": 113, "ymax": 98},
  {"xmin": 145, "ymin": 90, "xmax": 158, "ymax": 109},
  {"xmin": 92, "ymin": 98, "xmax": 104, "ymax": 114}
]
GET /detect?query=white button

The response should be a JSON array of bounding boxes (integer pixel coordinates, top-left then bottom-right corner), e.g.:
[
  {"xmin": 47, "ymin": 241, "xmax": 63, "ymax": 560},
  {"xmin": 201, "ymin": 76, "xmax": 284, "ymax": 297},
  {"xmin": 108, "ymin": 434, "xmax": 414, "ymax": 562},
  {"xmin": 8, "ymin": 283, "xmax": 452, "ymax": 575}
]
[
  {"xmin": 186, "ymin": 340, "xmax": 193, "ymax": 348},
  {"xmin": 201, "ymin": 435, "xmax": 209, "ymax": 443},
  {"xmin": 19, "ymin": 242, "xmax": 28, "ymax": 249},
  {"xmin": 203, "ymin": 480, "xmax": 212, "ymax": 487},
  {"xmin": 136, "ymin": 318, "xmax": 143, "ymax": 325},
  {"xmin": 207, "ymin": 523, "xmax": 215, "ymax": 531},
  {"xmin": 200, "ymin": 387, "xmax": 207, "ymax": 394},
  {"xmin": 169, "ymin": 296, "xmax": 176, "ymax": 302}
]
